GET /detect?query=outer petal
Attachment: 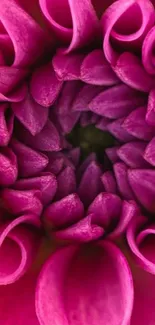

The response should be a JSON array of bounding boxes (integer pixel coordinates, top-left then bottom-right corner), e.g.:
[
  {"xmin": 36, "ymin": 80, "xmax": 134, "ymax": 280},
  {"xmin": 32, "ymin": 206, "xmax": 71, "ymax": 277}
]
[
  {"xmin": 0, "ymin": 147, "xmax": 18, "ymax": 186},
  {"xmin": 142, "ymin": 26, "xmax": 155, "ymax": 75},
  {"xmin": 36, "ymin": 241, "xmax": 133, "ymax": 325},
  {"xmin": 53, "ymin": 50, "xmax": 85, "ymax": 80},
  {"xmin": 39, "ymin": 0, "xmax": 99, "ymax": 52}
]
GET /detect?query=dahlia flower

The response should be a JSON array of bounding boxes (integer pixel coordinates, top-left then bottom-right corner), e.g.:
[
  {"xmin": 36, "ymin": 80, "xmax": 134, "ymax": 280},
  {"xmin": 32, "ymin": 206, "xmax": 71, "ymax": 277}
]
[{"xmin": 1, "ymin": 0, "xmax": 155, "ymax": 324}]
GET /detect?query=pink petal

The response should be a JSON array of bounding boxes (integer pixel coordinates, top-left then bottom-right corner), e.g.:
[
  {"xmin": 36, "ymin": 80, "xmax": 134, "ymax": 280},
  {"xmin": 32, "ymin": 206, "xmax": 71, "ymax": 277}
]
[
  {"xmin": 2, "ymin": 188, "xmax": 43, "ymax": 216},
  {"xmin": 128, "ymin": 169, "xmax": 155, "ymax": 213},
  {"xmin": 53, "ymin": 50, "xmax": 85, "ymax": 80},
  {"xmin": 36, "ymin": 241, "xmax": 133, "ymax": 325},
  {"xmin": 44, "ymin": 193, "xmax": 84, "ymax": 228},
  {"xmin": 78, "ymin": 161, "xmax": 102, "ymax": 207},
  {"xmin": 77, "ymin": 153, "xmax": 97, "ymax": 181},
  {"xmin": 0, "ymin": 82, "xmax": 27, "ymax": 102},
  {"xmin": 0, "ymin": 66, "xmax": 28, "ymax": 96},
  {"xmin": 96, "ymin": 117, "xmax": 110, "ymax": 131},
  {"xmin": 142, "ymin": 26, "xmax": 155, "ymax": 75},
  {"xmin": 81, "ymin": 49, "xmax": 119, "ymax": 86},
  {"xmin": 106, "ymin": 147, "xmax": 119, "ymax": 163},
  {"xmin": 0, "ymin": 104, "xmax": 14, "ymax": 146},
  {"xmin": 12, "ymin": 91, "xmax": 48, "ymax": 136},
  {"xmin": 30, "ymin": 62, "xmax": 63, "ymax": 107},
  {"xmin": 55, "ymin": 80, "xmax": 82, "ymax": 115},
  {"xmin": 39, "ymin": 0, "xmax": 99, "ymax": 52},
  {"xmin": 0, "ymin": 0, "xmax": 51, "ymax": 67},
  {"xmin": 114, "ymin": 162, "xmax": 135, "ymax": 200},
  {"xmin": 72, "ymin": 83, "xmax": 103, "ymax": 112},
  {"xmin": 0, "ymin": 147, "xmax": 17, "ymax": 186},
  {"xmin": 102, "ymin": 0, "xmax": 155, "ymax": 64},
  {"xmin": 146, "ymin": 88, "xmax": 155, "ymax": 126},
  {"xmin": 144, "ymin": 137, "xmax": 155, "ymax": 166},
  {"xmin": 14, "ymin": 172, "xmax": 57, "ymax": 205},
  {"xmin": 107, "ymin": 117, "xmax": 135, "ymax": 142},
  {"xmin": 114, "ymin": 52, "xmax": 155, "ymax": 92},
  {"xmin": 0, "ymin": 214, "xmax": 41, "ymax": 284},
  {"xmin": 89, "ymin": 84, "xmax": 146, "ymax": 118},
  {"xmin": 117, "ymin": 141, "xmax": 149, "ymax": 168},
  {"xmin": 56, "ymin": 166, "xmax": 76, "ymax": 200},
  {"xmin": 123, "ymin": 106, "xmax": 155, "ymax": 140},
  {"xmin": 46, "ymin": 153, "xmax": 64, "ymax": 175},
  {"xmin": 17, "ymin": 119, "xmax": 62, "ymax": 152},
  {"xmin": 101, "ymin": 171, "xmax": 118, "ymax": 194},
  {"xmin": 11, "ymin": 138, "xmax": 48, "ymax": 177},
  {"xmin": 56, "ymin": 111, "xmax": 80, "ymax": 134}
]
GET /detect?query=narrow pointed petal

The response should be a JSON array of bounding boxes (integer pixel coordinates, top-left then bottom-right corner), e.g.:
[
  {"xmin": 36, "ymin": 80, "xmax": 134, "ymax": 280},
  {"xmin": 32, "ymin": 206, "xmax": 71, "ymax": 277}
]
[
  {"xmin": 128, "ymin": 169, "xmax": 155, "ymax": 213},
  {"xmin": 117, "ymin": 141, "xmax": 149, "ymax": 168},
  {"xmin": 144, "ymin": 137, "xmax": 155, "ymax": 166},
  {"xmin": 39, "ymin": 0, "xmax": 99, "ymax": 52},
  {"xmin": 36, "ymin": 241, "xmax": 133, "ymax": 325},
  {"xmin": 114, "ymin": 162, "xmax": 135, "ymax": 200},
  {"xmin": 123, "ymin": 106, "xmax": 155, "ymax": 140},
  {"xmin": 0, "ymin": 148, "xmax": 17, "ymax": 186},
  {"xmin": 30, "ymin": 62, "xmax": 63, "ymax": 107},
  {"xmin": 56, "ymin": 166, "xmax": 76, "ymax": 200},
  {"xmin": 2, "ymin": 189, "xmax": 43, "ymax": 216},
  {"xmin": 77, "ymin": 153, "xmax": 97, "ymax": 181},
  {"xmin": 53, "ymin": 51, "xmax": 85, "ymax": 80},
  {"xmin": 14, "ymin": 173, "xmax": 57, "ymax": 205},
  {"xmin": 12, "ymin": 92, "xmax": 48, "ymax": 136},
  {"xmin": 11, "ymin": 138, "xmax": 48, "ymax": 177},
  {"xmin": 78, "ymin": 161, "xmax": 102, "ymax": 207},
  {"xmin": 114, "ymin": 52, "xmax": 155, "ymax": 92},
  {"xmin": 81, "ymin": 49, "xmax": 119, "ymax": 86},
  {"xmin": 44, "ymin": 193, "xmax": 84, "ymax": 228}
]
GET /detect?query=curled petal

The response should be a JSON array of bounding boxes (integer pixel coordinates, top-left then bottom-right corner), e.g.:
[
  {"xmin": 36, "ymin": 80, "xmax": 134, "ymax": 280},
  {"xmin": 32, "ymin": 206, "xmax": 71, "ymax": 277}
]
[
  {"xmin": 30, "ymin": 62, "xmax": 63, "ymax": 107},
  {"xmin": 89, "ymin": 84, "xmax": 146, "ymax": 118},
  {"xmin": 81, "ymin": 49, "xmax": 119, "ymax": 86},
  {"xmin": 56, "ymin": 166, "xmax": 76, "ymax": 200},
  {"xmin": 114, "ymin": 52, "xmax": 155, "ymax": 92},
  {"xmin": 44, "ymin": 193, "xmax": 84, "ymax": 228},
  {"xmin": 114, "ymin": 162, "xmax": 135, "ymax": 200},
  {"xmin": 0, "ymin": 83, "xmax": 27, "ymax": 102},
  {"xmin": 142, "ymin": 26, "xmax": 155, "ymax": 75},
  {"xmin": 12, "ymin": 91, "xmax": 48, "ymax": 136},
  {"xmin": 0, "ymin": 0, "xmax": 50, "ymax": 67},
  {"xmin": 117, "ymin": 141, "xmax": 149, "ymax": 168},
  {"xmin": 39, "ymin": 0, "xmax": 99, "ymax": 52},
  {"xmin": 14, "ymin": 172, "xmax": 57, "ymax": 205},
  {"xmin": 36, "ymin": 241, "xmax": 133, "ymax": 325},
  {"xmin": 11, "ymin": 138, "xmax": 48, "ymax": 177},
  {"xmin": 53, "ymin": 50, "xmax": 85, "ymax": 80},
  {"xmin": 78, "ymin": 161, "xmax": 102, "ymax": 207},
  {"xmin": 0, "ymin": 214, "xmax": 41, "ymax": 284},
  {"xmin": 54, "ymin": 214, "xmax": 104, "ymax": 242},
  {"xmin": 102, "ymin": 0, "xmax": 155, "ymax": 64},
  {"xmin": 2, "ymin": 188, "xmax": 43, "ymax": 216},
  {"xmin": 127, "ymin": 215, "xmax": 155, "ymax": 273},
  {"xmin": 128, "ymin": 169, "xmax": 155, "ymax": 213},
  {"xmin": 0, "ymin": 148, "xmax": 17, "ymax": 186},
  {"xmin": 0, "ymin": 104, "xmax": 14, "ymax": 146},
  {"xmin": 123, "ymin": 106, "xmax": 155, "ymax": 140}
]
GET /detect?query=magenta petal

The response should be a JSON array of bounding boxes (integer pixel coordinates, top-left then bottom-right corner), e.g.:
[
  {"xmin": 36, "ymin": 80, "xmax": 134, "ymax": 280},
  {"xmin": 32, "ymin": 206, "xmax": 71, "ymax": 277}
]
[
  {"xmin": 114, "ymin": 162, "xmax": 134, "ymax": 200},
  {"xmin": 12, "ymin": 92, "xmax": 48, "ymax": 136},
  {"xmin": 0, "ymin": 271, "xmax": 40, "ymax": 324},
  {"xmin": 39, "ymin": 0, "xmax": 98, "ymax": 52},
  {"xmin": 0, "ymin": 0, "xmax": 50, "ymax": 67},
  {"xmin": 72, "ymin": 84, "xmax": 103, "ymax": 112},
  {"xmin": 30, "ymin": 62, "xmax": 63, "ymax": 107},
  {"xmin": 89, "ymin": 84, "xmax": 146, "ymax": 118},
  {"xmin": 11, "ymin": 138, "xmax": 48, "ymax": 177},
  {"xmin": 101, "ymin": 171, "xmax": 117, "ymax": 194},
  {"xmin": 36, "ymin": 241, "xmax": 133, "ymax": 325},
  {"xmin": 18, "ymin": 119, "xmax": 62, "ymax": 152},
  {"xmin": 117, "ymin": 141, "xmax": 149, "ymax": 168},
  {"xmin": 114, "ymin": 52, "xmax": 155, "ymax": 92},
  {"xmin": 96, "ymin": 117, "xmax": 111, "ymax": 131},
  {"xmin": 53, "ymin": 50, "xmax": 85, "ymax": 80},
  {"xmin": 0, "ymin": 148, "xmax": 17, "ymax": 186},
  {"xmin": 0, "ymin": 83, "xmax": 27, "ymax": 103},
  {"xmin": 123, "ymin": 106, "xmax": 155, "ymax": 140},
  {"xmin": 142, "ymin": 26, "xmax": 155, "ymax": 75},
  {"xmin": 14, "ymin": 172, "xmax": 57, "ymax": 205},
  {"xmin": 55, "ymin": 81, "xmax": 82, "ymax": 115},
  {"xmin": 78, "ymin": 161, "xmax": 102, "ymax": 207},
  {"xmin": 146, "ymin": 88, "xmax": 155, "ymax": 126},
  {"xmin": 128, "ymin": 169, "xmax": 155, "ymax": 213},
  {"xmin": 144, "ymin": 137, "xmax": 155, "ymax": 166},
  {"xmin": 107, "ymin": 117, "xmax": 135, "ymax": 142},
  {"xmin": 0, "ymin": 215, "xmax": 40, "ymax": 284},
  {"xmin": 102, "ymin": 0, "xmax": 155, "ymax": 64},
  {"xmin": 81, "ymin": 49, "xmax": 119, "ymax": 86},
  {"xmin": 0, "ymin": 104, "xmax": 14, "ymax": 146},
  {"xmin": 106, "ymin": 147, "xmax": 119, "ymax": 163},
  {"xmin": 56, "ymin": 111, "xmax": 80, "ymax": 134},
  {"xmin": 77, "ymin": 153, "xmax": 97, "ymax": 181},
  {"xmin": 44, "ymin": 193, "xmax": 84, "ymax": 228},
  {"xmin": 54, "ymin": 214, "xmax": 104, "ymax": 242},
  {"xmin": 2, "ymin": 188, "xmax": 43, "ymax": 216},
  {"xmin": 56, "ymin": 166, "xmax": 76, "ymax": 200},
  {"xmin": 0, "ymin": 67, "xmax": 28, "ymax": 96}
]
